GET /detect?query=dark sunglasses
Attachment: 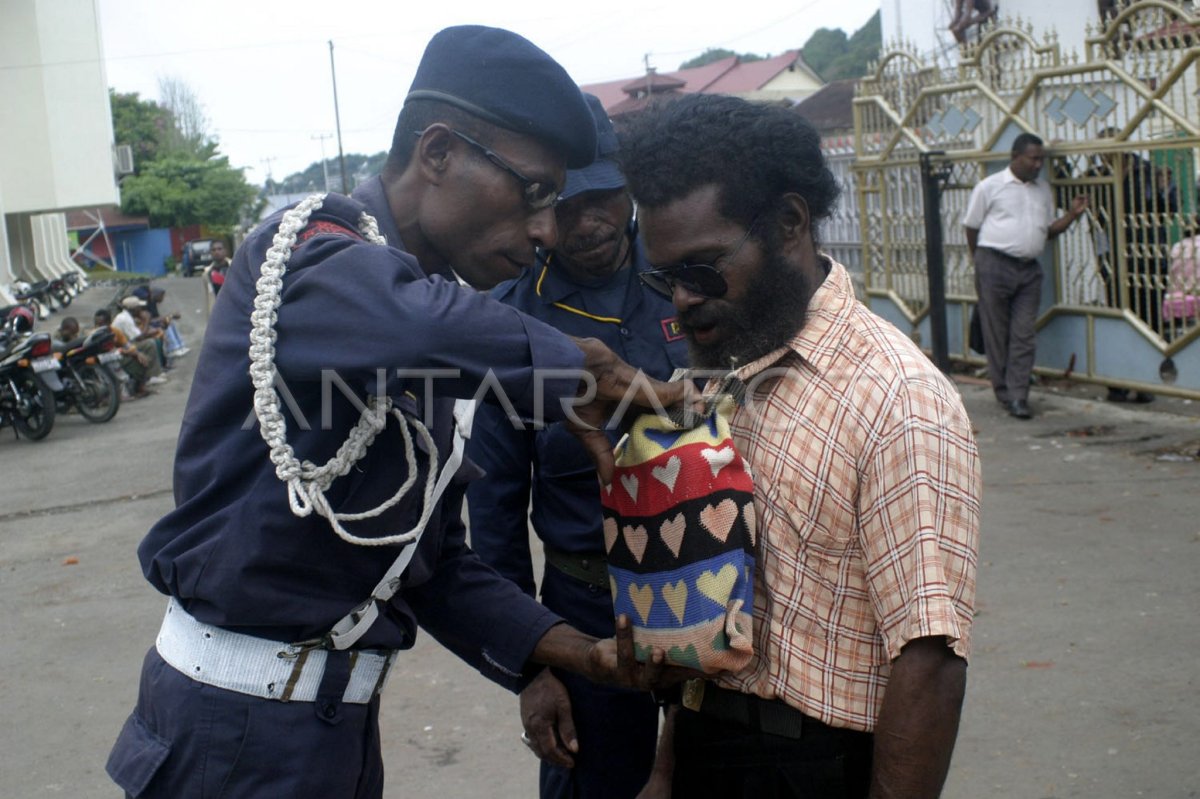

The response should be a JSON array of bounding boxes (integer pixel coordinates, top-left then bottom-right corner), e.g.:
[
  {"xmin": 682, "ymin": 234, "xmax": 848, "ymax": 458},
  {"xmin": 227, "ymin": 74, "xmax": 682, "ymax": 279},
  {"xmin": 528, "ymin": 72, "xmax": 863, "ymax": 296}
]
[
  {"xmin": 639, "ymin": 219, "xmax": 759, "ymax": 299},
  {"xmin": 415, "ymin": 128, "xmax": 560, "ymax": 210}
]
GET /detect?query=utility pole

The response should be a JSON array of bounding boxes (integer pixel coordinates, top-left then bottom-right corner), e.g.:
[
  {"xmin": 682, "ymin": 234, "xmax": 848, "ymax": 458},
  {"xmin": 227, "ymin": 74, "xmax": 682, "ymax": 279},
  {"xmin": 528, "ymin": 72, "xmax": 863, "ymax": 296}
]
[
  {"xmin": 311, "ymin": 133, "xmax": 333, "ymax": 191},
  {"xmin": 328, "ymin": 40, "xmax": 349, "ymax": 193},
  {"xmin": 260, "ymin": 157, "xmax": 277, "ymax": 191}
]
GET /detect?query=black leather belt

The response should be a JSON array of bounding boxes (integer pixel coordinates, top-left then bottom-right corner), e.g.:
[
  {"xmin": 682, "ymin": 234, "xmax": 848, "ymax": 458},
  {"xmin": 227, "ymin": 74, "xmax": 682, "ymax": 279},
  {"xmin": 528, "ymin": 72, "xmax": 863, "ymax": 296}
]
[
  {"xmin": 681, "ymin": 680, "xmax": 823, "ymax": 740},
  {"xmin": 542, "ymin": 544, "xmax": 608, "ymax": 590}
]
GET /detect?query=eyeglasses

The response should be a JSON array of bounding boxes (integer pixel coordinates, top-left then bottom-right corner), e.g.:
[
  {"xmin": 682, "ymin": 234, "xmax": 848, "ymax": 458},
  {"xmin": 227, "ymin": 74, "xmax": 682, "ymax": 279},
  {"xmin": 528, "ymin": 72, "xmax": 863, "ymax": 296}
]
[
  {"xmin": 415, "ymin": 128, "xmax": 560, "ymax": 211},
  {"xmin": 639, "ymin": 219, "xmax": 759, "ymax": 299}
]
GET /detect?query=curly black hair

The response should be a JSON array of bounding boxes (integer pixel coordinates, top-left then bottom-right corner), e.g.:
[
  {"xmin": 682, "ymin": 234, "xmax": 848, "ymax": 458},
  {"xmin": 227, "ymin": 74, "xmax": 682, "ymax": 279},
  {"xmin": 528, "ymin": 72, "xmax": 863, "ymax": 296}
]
[{"xmin": 617, "ymin": 94, "xmax": 840, "ymax": 246}]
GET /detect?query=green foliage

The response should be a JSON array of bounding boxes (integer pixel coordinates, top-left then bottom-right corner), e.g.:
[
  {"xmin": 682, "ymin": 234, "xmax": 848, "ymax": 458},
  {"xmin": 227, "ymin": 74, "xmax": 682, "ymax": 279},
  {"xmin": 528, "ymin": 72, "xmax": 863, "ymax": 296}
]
[
  {"xmin": 111, "ymin": 87, "xmax": 259, "ymax": 229},
  {"xmin": 119, "ymin": 154, "xmax": 259, "ymax": 229},
  {"xmin": 678, "ymin": 48, "xmax": 764, "ymax": 70},
  {"xmin": 801, "ymin": 10, "xmax": 881, "ymax": 81},
  {"xmin": 277, "ymin": 151, "xmax": 389, "ymax": 194},
  {"xmin": 110, "ymin": 90, "xmax": 172, "ymax": 174}
]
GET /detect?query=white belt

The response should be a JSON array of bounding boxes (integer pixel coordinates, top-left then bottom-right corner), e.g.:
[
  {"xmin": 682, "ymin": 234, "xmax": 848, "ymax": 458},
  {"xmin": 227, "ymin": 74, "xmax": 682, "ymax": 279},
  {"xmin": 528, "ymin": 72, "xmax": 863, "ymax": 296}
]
[{"xmin": 155, "ymin": 598, "xmax": 396, "ymax": 704}]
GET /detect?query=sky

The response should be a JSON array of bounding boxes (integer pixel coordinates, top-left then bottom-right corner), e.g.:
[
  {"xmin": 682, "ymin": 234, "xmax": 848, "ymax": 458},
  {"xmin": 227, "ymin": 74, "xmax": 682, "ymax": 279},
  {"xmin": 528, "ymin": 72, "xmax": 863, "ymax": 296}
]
[{"xmin": 97, "ymin": 0, "xmax": 881, "ymax": 185}]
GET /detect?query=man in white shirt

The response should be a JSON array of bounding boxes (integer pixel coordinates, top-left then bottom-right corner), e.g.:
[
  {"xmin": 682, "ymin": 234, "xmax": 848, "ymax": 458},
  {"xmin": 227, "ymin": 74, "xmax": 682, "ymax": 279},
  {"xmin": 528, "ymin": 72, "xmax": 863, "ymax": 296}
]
[
  {"xmin": 963, "ymin": 133, "xmax": 1087, "ymax": 419},
  {"xmin": 113, "ymin": 296, "xmax": 168, "ymax": 385}
]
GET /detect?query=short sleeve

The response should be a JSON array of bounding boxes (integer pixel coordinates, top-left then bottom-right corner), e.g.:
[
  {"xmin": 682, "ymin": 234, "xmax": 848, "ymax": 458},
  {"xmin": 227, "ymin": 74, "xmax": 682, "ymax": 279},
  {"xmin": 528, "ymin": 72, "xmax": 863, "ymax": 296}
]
[
  {"xmin": 962, "ymin": 181, "xmax": 989, "ymax": 230},
  {"xmin": 857, "ymin": 377, "xmax": 981, "ymax": 661}
]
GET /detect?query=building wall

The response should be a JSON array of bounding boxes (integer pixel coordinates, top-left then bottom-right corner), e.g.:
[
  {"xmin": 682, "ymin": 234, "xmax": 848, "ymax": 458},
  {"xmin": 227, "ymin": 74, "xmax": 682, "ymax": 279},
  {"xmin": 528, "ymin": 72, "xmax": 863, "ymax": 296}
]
[
  {"xmin": 0, "ymin": 0, "xmax": 118, "ymax": 214},
  {"xmin": 881, "ymin": 0, "xmax": 1103, "ymax": 64}
]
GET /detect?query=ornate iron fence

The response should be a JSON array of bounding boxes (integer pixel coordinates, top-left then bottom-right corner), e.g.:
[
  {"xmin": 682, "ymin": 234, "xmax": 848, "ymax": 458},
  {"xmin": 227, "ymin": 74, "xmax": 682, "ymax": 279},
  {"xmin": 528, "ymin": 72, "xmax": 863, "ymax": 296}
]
[{"xmin": 852, "ymin": 0, "xmax": 1200, "ymax": 396}]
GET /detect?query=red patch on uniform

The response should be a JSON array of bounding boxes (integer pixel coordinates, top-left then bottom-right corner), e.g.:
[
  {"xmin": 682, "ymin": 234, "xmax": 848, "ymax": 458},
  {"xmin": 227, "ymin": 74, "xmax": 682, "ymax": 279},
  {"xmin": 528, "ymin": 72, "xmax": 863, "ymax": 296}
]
[
  {"xmin": 292, "ymin": 220, "xmax": 364, "ymax": 249},
  {"xmin": 661, "ymin": 317, "xmax": 685, "ymax": 342}
]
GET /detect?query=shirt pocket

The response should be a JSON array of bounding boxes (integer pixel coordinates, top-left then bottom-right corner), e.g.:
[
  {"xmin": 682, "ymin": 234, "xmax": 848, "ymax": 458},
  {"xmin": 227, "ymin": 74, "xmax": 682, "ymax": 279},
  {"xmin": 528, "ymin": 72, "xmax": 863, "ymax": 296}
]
[{"xmin": 106, "ymin": 712, "xmax": 171, "ymax": 797}]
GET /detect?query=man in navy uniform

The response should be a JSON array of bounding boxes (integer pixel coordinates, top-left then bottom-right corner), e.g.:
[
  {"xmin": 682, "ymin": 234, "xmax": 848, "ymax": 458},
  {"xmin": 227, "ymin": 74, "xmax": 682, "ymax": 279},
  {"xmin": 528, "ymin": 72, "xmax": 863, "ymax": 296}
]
[
  {"xmin": 467, "ymin": 95, "xmax": 688, "ymax": 799},
  {"xmin": 106, "ymin": 27, "xmax": 692, "ymax": 799}
]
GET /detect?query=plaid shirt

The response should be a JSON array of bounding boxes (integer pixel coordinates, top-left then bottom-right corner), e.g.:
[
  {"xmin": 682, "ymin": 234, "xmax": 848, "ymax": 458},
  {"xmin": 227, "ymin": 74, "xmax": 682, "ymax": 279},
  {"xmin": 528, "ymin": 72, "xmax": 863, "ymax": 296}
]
[{"xmin": 717, "ymin": 258, "xmax": 981, "ymax": 732}]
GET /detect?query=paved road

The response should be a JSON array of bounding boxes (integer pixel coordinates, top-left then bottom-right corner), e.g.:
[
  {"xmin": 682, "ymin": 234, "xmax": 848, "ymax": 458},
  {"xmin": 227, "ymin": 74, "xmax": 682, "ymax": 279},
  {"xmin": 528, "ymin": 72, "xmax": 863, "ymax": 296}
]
[{"xmin": 1, "ymin": 274, "xmax": 1197, "ymax": 797}]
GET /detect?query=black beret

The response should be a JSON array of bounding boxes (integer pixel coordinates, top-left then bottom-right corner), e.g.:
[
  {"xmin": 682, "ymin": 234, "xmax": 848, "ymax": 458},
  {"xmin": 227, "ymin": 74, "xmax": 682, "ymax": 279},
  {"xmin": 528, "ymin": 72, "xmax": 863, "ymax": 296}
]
[{"xmin": 406, "ymin": 26, "xmax": 596, "ymax": 169}]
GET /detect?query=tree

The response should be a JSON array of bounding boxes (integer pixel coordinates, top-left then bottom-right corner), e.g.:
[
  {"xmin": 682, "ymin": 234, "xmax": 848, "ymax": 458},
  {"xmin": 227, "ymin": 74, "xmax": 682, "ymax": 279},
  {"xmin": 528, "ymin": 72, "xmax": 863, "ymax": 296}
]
[
  {"xmin": 157, "ymin": 76, "xmax": 217, "ymax": 160},
  {"xmin": 801, "ymin": 11, "xmax": 881, "ymax": 81},
  {"xmin": 111, "ymin": 86, "xmax": 259, "ymax": 230},
  {"xmin": 110, "ymin": 90, "xmax": 172, "ymax": 174},
  {"xmin": 276, "ymin": 151, "xmax": 388, "ymax": 194},
  {"xmin": 119, "ymin": 155, "xmax": 259, "ymax": 229},
  {"xmin": 679, "ymin": 48, "xmax": 765, "ymax": 70}
]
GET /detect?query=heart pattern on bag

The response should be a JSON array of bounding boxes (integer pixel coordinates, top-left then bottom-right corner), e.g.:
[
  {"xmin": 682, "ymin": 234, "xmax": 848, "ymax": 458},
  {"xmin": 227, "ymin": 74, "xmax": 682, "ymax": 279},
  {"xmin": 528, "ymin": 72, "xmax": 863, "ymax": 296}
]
[
  {"xmin": 651, "ymin": 455, "xmax": 682, "ymax": 493},
  {"xmin": 624, "ymin": 524, "xmax": 649, "ymax": 563},
  {"xmin": 743, "ymin": 502, "xmax": 757, "ymax": 546},
  {"xmin": 629, "ymin": 582, "xmax": 655, "ymax": 624},
  {"xmin": 603, "ymin": 517, "xmax": 619, "ymax": 552},
  {"xmin": 699, "ymin": 499, "xmax": 738, "ymax": 543},
  {"xmin": 701, "ymin": 446, "xmax": 735, "ymax": 478},
  {"xmin": 697, "ymin": 563, "xmax": 738, "ymax": 606},
  {"xmin": 620, "ymin": 473, "xmax": 639, "ymax": 502},
  {"xmin": 658, "ymin": 513, "xmax": 686, "ymax": 557},
  {"xmin": 662, "ymin": 579, "xmax": 689, "ymax": 624}
]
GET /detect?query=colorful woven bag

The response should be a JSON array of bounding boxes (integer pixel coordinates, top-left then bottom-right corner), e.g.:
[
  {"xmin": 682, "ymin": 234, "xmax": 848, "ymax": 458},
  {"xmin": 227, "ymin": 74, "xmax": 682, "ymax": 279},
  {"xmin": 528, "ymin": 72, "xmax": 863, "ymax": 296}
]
[{"xmin": 601, "ymin": 393, "xmax": 756, "ymax": 674}]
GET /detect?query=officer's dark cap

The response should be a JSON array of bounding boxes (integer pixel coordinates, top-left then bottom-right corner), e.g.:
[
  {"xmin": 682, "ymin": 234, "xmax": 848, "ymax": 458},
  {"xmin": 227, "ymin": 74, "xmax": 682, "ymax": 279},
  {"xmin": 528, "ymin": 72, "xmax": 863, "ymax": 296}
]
[
  {"xmin": 406, "ymin": 26, "xmax": 596, "ymax": 169},
  {"xmin": 561, "ymin": 94, "xmax": 625, "ymax": 201}
]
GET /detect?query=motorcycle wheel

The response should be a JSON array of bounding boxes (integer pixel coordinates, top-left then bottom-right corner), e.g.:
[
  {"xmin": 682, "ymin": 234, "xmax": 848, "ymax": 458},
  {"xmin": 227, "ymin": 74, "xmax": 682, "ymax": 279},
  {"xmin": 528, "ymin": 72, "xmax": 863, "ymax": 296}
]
[
  {"xmin": 13, "ymin": 371, "xmax": 56, "ymax": 440},
  {"xmin": 73, "ymin": 363, "xmax": 120, "ymax": 423}
]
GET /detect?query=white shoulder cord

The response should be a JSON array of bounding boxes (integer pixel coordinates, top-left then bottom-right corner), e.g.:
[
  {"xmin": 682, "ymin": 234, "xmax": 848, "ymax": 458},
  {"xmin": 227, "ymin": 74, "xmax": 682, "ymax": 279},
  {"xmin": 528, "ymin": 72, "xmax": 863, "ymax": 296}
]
[{"xmin": 249, "ymin": 192, "xmax": 474, "ymax": 650}]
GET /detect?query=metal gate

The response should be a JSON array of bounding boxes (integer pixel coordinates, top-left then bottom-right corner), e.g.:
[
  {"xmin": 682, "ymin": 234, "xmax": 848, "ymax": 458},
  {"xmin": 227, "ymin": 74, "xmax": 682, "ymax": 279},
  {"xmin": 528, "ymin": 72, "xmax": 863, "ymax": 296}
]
[{"xmin": 853, "ymin": 0, "xmax": 1200, "ymax": 396}]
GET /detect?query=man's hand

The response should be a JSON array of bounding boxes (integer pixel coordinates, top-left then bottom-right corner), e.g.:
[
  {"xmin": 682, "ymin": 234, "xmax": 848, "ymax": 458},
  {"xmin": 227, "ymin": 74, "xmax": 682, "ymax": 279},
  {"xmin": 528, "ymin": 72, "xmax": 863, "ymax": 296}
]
[
  {"xmin": 519, "ymin": 669, "xmax": 578, "ymax": 768},
  {"xmin": 1070, "ymin": 194, "xmax": 1089, "ymax": 216},
  {"xmin": 568, "ymin": 337, "xmax": 703, "ymax": 483},
  {"xmin": 530, "ymin": 616, "xmax": 703, "ymax": 695},
  {"xmin": 585, "ymin": 615, "xmax": 704, "ymax": 691}
]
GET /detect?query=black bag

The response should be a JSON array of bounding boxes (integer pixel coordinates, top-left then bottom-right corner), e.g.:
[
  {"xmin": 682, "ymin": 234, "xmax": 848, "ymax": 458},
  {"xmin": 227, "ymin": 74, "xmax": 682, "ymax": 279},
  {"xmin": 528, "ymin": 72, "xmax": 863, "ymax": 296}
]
[{"xmin": 969, "ymin": 306, "xmax": 985, "ymax": 354}]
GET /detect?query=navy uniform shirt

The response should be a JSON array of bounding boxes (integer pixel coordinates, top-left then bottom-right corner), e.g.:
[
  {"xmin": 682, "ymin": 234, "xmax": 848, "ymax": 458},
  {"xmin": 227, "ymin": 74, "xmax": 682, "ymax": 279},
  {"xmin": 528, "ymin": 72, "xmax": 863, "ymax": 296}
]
[
  {"xmin": 466, "ymin": 235, "xmax": 688, "ymax": 596},
  {"xmin": 137, "ymin": 177, "xmax": 586, "ymax": 691}
]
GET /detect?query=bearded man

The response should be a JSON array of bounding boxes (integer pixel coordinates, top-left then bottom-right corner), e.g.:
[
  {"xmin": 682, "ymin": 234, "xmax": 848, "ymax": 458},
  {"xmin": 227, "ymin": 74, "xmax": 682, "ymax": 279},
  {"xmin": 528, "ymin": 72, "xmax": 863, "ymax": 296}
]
[{"xmin": 620, "ymin": 94, "xmax": 982, "ymax": 799}]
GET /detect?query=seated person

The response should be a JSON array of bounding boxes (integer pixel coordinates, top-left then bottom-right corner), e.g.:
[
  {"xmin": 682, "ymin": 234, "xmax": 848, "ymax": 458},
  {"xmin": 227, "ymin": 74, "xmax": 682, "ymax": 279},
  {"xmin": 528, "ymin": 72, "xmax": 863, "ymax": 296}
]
[
  {"xmin": 132, "ymin": 285, "xmax": 189, "ymax": 357},
  {"xmin": 53, "ymin": 316, "xmax": 82, "ymax": 353},
  {"xmin": 134, "ymin": 306, "xmax": 170, "ymax": 371},
  {"xmin": 94, "ymin": 308, "xmax": 163, "ymax": 398},
  {"xmin": 114, "ymin": 296, "xmax": 169, "ymax": 371}
]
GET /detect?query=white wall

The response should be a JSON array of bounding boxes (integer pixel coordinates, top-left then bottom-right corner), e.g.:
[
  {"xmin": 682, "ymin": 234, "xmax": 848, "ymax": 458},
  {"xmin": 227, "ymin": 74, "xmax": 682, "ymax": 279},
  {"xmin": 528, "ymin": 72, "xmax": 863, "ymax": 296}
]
[
  {"xmin": 881, "ymin": 0, "xmax": 1104, "ymax": 65},
  {"xmin": 0, "ymin": 0, "xmax": 118, "ymax": 214}
]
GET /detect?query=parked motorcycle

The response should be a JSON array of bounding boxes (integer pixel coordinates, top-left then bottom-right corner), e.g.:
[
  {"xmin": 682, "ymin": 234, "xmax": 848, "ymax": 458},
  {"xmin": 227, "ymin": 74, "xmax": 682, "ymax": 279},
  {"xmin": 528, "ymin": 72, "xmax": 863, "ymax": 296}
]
[
  {"xmin": 0, "ymin": 309, "xmax": 57, "ymax": 440},
  {"xmin": 53, "ymin": 326, "xmax": 121, "ymax": 423}
]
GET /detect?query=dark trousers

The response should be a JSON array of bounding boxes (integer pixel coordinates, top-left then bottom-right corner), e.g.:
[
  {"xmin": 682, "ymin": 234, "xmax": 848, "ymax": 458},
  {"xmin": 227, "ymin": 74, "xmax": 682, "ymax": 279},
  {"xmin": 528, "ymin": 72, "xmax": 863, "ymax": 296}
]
[
  {"xmin": 672, "ymin": 705, "xmax": 874, "ymax": 799},
  {"xmin": 974, "ymin": 247, "xmax": 1043, "ymax": 403},
  {"xmin": 107, "ymin": 648, "xmax": 384, "ymax": 798},
  {"xmin": 538, "ymin": 566, "xmax": 659, "ymax": 799}
]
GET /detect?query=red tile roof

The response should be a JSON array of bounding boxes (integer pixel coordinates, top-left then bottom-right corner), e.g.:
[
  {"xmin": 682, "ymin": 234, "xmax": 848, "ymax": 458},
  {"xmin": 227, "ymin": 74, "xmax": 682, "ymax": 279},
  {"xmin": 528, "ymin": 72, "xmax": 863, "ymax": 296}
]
[{"xmin": 582, "ymin": 51, "xmax": 818, "ymax": 114}]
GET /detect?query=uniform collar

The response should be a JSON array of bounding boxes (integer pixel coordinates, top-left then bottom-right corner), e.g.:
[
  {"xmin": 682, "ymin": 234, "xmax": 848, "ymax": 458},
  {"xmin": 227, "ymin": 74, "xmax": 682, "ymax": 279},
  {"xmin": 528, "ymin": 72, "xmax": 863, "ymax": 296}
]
[
  {"xmin": 352, "ymin": 177, "xmax": 411, "ymax": 256},
  {"xmin": 535, "ymin": 227, "xmax": 647, "ymax": 308},
  {"xmin": 735, "ymin": 257, "xmax": 856, "ymax": 381}
]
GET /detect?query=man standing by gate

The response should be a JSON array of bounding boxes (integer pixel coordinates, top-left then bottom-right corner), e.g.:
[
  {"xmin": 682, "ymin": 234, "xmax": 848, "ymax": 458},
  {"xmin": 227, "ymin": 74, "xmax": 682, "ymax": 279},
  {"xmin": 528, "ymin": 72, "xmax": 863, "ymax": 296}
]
[{"xmin": 964, "ymin": 133, "xmax": 1087, "ymax": 419}]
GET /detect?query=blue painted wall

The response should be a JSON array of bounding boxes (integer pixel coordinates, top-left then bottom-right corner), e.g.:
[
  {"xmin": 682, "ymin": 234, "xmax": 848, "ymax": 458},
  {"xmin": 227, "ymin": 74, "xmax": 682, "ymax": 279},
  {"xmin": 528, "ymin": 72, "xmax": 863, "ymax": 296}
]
[{"xmin": 112, "ymin": 228, "xmax": 171, "ymax": 276}]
